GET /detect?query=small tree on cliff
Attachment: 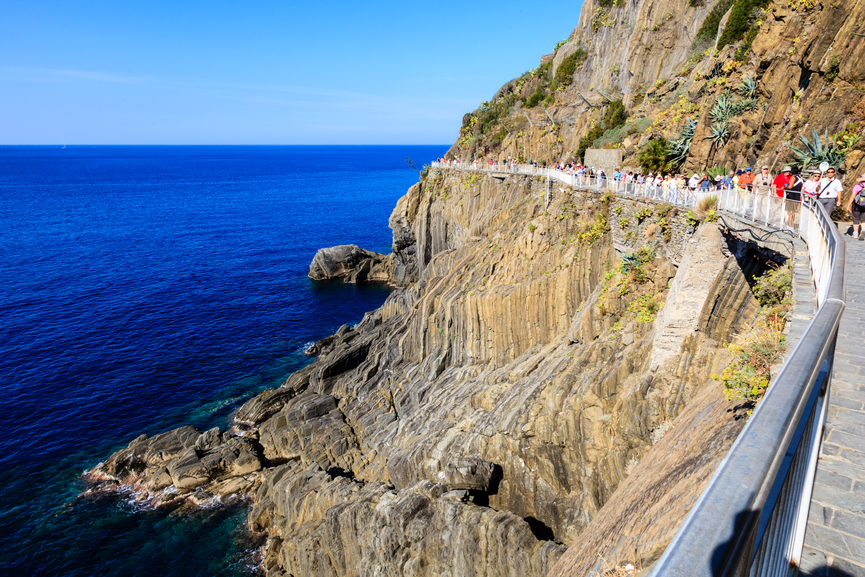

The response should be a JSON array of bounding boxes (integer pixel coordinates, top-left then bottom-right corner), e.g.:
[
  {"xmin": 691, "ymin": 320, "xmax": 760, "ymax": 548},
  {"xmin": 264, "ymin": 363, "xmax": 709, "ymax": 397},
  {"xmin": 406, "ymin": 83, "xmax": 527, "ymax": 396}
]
[{"xmin": 638, "ymin": 138, "xmax": 673, "ymax": 173}]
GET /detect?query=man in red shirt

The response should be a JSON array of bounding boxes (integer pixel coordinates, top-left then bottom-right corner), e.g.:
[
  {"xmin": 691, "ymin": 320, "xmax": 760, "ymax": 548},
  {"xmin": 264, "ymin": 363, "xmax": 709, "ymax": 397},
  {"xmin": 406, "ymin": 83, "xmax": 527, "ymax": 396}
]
[{"xmin": 773, "ymin": 166, "xmax": 791, "ymax": 198}]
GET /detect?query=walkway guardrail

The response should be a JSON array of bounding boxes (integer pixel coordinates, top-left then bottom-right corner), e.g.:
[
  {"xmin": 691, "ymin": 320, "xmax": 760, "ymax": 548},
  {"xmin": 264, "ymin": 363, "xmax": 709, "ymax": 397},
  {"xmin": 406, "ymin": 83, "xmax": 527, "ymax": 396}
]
[
  {"xmin": 431, "ymin": 161, "xmax": 847, "ymax": 576},
  {"xmin": 431, "ymin": 161, "xmax": 806, "ymax": 234}
]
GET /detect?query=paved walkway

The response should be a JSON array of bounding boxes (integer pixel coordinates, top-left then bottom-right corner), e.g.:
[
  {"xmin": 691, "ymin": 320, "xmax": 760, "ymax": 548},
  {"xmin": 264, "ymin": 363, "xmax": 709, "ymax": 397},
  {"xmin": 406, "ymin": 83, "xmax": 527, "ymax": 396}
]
[{"xmin": 801, "ymin": 234, "xmax": 865, "ymax": 577}]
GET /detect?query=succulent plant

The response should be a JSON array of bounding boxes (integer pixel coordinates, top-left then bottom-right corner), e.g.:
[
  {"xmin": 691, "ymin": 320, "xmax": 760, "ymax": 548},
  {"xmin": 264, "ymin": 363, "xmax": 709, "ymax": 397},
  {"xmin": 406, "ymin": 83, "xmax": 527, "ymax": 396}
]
[
  {"xmin": 731, "ymin": 98, "xmax": 759, "ymax": 115},
  {"xmin": 669, "ymin": 117, "xmax": 698, "ymax": 165},
  {"xmin": 790, "ymin": 128, "xmax": 845, "ymax": 169},
  {"xmin": 706, "ymin": 165, "xmax": 726, "ymax": 179},
  {"xmin": 709, "ymin": 121, "xmax": 729, "ymax": 145},
  {"xmin": 739, "ymin": 76, "xmax": 758, "ymax": 98},
  {"xmin": 710, "ymin": 92, "xmax": 734, "ymax": 124}
]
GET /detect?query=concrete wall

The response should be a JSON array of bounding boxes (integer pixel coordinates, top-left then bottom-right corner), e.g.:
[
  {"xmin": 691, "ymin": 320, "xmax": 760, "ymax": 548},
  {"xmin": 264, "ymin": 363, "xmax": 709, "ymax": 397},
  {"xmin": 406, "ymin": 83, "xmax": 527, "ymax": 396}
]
[{"xmin": 584, "ymin": 148, "xmax": 623, "ymax": 171}]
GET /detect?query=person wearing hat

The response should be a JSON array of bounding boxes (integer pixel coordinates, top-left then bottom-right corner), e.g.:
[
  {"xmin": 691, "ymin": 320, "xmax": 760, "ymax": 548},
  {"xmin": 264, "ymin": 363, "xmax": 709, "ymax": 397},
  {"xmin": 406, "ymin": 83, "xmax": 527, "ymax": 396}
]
[
  {"xmin": 739, "ymin": 167, "xmax": 754, "ymax": 192},
  {"xmin": 802, "ymin": 168, "xmax": 822, "ymax": 199},
  {"xmin": 773, "ymin": 166, "xmax": 792, "ymax": 198},
  {"xmin": 844, "ymin": 173, "xmax": 865, "ymax": 240},
  {"xmin": 753, "ymin": 165, "xmax": 773, "ymax": 195}
]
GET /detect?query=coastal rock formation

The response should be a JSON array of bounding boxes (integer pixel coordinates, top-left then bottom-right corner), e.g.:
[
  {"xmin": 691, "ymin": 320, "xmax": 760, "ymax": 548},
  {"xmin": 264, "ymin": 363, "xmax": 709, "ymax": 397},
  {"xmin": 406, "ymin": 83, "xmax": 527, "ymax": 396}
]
[
  {"xmin": 90, "ymin": 170, "xmax": 776, "ymax": 576},
  {"xmin": 87, "ymin": 0, "xmax": 841, "ymax": 571},
  {"xmin": 308, "ymin": 244, "xmax": 391, "ymax": 284}
]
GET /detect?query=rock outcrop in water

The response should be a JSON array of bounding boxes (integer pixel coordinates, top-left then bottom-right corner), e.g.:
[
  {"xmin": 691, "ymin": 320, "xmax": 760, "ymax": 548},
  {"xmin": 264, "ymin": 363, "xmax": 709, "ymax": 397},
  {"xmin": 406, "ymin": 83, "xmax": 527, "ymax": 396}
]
[
  {"xmin": 90, "ymin": 168, "xmax": 774, "ymax": 575},
  {"xmin": 308, "ymin": 244, "xmax": 391, "ymax": 284}
]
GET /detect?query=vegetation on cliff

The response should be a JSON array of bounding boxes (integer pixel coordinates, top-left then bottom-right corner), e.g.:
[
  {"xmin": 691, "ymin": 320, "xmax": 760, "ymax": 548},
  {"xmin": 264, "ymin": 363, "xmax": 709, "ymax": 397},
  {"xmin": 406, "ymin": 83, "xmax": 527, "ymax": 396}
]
[{"xmin": 447, "ymin": 0, "xmax": 865, "ymax": 205}]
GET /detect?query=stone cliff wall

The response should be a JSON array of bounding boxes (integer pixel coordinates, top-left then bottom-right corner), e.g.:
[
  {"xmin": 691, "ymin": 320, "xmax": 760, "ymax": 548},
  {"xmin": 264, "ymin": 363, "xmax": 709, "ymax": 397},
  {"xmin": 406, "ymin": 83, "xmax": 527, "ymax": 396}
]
[{"xmin": 89, "ymin": 170, "xmax": 774, "ymax": 577}]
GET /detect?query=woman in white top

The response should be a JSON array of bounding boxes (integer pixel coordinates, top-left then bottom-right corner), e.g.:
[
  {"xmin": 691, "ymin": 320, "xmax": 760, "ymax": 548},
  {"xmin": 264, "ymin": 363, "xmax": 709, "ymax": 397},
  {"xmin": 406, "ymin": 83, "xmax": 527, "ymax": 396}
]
[
  {"xmin": 688, "ymin": 173, "xmax": 700, "ymax": 191},
  {"xmin": 802, "ymin": 170, "xmax": 821, "ymax": 198}
]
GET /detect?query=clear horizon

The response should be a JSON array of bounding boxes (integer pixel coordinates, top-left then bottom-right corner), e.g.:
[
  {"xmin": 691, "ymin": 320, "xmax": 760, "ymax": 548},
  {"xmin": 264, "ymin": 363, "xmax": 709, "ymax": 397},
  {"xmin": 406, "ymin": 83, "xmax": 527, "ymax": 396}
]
[{"xmin": 2, "ymin": 1, "xmax": 585, "ymax": 146}]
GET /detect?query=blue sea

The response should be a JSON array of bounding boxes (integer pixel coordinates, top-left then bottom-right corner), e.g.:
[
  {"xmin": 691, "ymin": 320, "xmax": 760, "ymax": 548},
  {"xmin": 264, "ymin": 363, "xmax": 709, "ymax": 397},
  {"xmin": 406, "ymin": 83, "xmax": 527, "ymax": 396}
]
[{"xmin": 0, "ymin": 145, "xmax": 448, "ymax": 576}]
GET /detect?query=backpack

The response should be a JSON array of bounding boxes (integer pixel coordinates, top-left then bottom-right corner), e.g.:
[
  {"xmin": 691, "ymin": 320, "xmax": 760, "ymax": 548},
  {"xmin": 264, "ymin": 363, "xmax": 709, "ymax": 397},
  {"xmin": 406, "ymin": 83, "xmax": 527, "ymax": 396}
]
[{"xmin": 854, "ymin": 184, "xmax": 865, "ymax": 206}]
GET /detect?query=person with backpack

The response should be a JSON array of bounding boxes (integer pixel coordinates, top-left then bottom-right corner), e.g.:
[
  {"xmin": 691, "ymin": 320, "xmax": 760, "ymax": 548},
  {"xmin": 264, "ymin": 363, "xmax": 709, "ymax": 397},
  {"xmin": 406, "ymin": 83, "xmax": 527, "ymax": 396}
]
[{"xmin": 844, "ymin": 173, "xmax": 865, "ymax": 240}]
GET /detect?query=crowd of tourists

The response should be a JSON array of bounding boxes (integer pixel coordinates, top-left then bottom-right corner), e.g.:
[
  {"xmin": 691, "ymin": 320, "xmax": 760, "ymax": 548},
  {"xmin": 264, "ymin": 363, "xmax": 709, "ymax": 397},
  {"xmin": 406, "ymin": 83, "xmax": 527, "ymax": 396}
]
[{"xmin": 435, "ymin": 157, "xmax": 865, "ymax": 240}]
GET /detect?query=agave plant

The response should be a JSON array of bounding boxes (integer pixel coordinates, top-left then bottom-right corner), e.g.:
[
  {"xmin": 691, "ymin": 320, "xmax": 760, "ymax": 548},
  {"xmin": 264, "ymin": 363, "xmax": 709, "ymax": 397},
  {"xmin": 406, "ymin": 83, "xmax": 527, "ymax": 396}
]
[
  {"xmin": 706, "ymin": 165, "xmax": 726, "ymax": 180},
  {"xmin": 619, "ymin": 252, "xmax": 641, "ymax": 272},
  {"xmin": 740, "ymin": 76, "xmax": 758, "ymax": 98},
  {"xmin": 710, "ymin": 92, "xmax": 734, "ymax": 124},
  {"xmin": 790, "ymin": 128, "xmax": 845, "ymax": 169},
  {"xmin": 709, "ymin": 121, "xmax": 729, "ymax": 146},
  {"xmin": 669, "ymin": 117, "xmax": 698, "ymax": 165},
  {"xmin": 731, "ymin": 98, "xmax": 759, "ymax": 115}
]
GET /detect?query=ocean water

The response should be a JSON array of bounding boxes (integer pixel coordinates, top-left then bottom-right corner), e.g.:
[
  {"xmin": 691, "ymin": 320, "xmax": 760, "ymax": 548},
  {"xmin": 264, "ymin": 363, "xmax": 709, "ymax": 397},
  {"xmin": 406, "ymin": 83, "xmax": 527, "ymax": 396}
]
[{"xmin": 0, "ymin": 145, "xmax": 448, "ymax": 576}]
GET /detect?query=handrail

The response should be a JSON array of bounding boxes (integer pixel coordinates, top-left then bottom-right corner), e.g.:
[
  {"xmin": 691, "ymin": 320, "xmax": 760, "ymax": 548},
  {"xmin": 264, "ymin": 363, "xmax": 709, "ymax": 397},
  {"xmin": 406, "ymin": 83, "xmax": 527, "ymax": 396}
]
[{"xmin": 431, "ymin": 161, "xmax": 847, "ymax": 576}]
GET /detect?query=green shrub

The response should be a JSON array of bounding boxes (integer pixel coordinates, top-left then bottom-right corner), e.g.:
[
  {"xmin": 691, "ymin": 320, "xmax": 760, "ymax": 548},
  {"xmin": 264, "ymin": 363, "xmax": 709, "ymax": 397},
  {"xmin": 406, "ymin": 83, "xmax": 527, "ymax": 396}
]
[
  {"xmin": 634, "ymin": 207, "xmax": 653, "ymax": 221},
  {"xmin": 526, "ymin": 86, "xmax": 545, "ymax": 108},
  {"xmin": 555, "ymin": 49, "xmax": 586, "ymax": 87},
  {"xmin": 826, "ymin": 54, "xmax": 842, "ymax": 81},
  {"xmin": 716, "ymin": 0, "xmax": 770, "ymax": 59},
  {"xmin": 753, "ymin": 264, "xmax": 792, "ymax": 307},
  {"xmin": 603, "ymin": 99, "xmax": 627, "ymax": 128},
  {"xmin": 576, "ymin": 124, "xmax": 605, "ymax": 160},
  {"xmin": 638, "ymin": 138, "xmax": 672, "ymax": 173},
  {"xmin": 628, "ymin": 293, "xmax": 662, "ymax": 323},
  {"xmin": 694, "ymin": 0, "xmax": 735, "ymax": 45}
]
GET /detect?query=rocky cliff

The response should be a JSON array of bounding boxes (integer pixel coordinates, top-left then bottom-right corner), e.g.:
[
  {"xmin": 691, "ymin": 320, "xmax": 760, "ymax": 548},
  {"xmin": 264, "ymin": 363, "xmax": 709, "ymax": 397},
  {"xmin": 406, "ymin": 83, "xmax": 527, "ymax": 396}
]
[
  {"xmin": 88, "ymin": 167, "xmax": 783, "ymax": 576},
  {"xmin": 84, "ymin": 1, "xmax": 829, "ymax": 574},
  {"xmin": 452, "ymin": 0, "xmax": 865, "ymax": 202}
]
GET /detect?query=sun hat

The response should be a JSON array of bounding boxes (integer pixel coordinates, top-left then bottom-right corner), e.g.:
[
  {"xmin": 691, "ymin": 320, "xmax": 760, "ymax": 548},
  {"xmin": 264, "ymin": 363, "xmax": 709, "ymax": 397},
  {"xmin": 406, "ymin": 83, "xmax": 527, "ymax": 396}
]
[
  {"xmin": 745, "ymin": 167, "xmax": 752, "ymax": 171},
  {"xmin": 782, "ymin": 165, "xmax": 792, "ymax": 172},
  {"xmin": 736, "ymin": 170, "xmax": 743, "ymax": 175},
  {"xmin": 714, "ymin": 175, "xmax": 722, "ymax": 181}
]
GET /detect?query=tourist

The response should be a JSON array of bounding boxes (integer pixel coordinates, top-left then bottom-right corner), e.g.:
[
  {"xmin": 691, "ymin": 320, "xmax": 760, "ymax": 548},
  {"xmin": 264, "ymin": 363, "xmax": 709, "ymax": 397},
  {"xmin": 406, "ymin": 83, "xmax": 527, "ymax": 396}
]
[
  {"xmin": 844, "ymin": 174, "xmax": 865, "ymax": 240},
  {"xmin": 773, "ymin": 166, "xmax": 791, "ymax": 198},
  {"xmin": 739, "ymin": 167, "xmax": 754, "ymax": 191},
  {"xmin": 653, "ymin": 173, "xmax": 663, "ymax": 198},
  {"xmin": 784, "ymin": 167, "xmax": 804, "ymax": 228},
  {"xmin": 687, "ymin": 173, "xmax": 698, "ymax": 191},
  {"xmin": 802, "ymin": 169, "xmax": 821, "ymax": 199},
  {"xmin": 817, "ymin": 166, "xmax": 843, "ymax": 217},
  {"xmin": 754, "ymin": 166, "xmax": 773, "ymax": 195},
  {"xmin": 676, "ymin": 174, "xmax": 686, "ymax": 194}
]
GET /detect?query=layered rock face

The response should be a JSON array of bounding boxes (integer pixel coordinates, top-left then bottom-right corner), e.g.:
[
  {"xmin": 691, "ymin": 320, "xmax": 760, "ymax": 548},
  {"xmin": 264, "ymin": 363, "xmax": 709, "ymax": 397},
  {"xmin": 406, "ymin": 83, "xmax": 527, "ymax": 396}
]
[{"xmin": 91, "ymin": 170, "xmax": 770, "ymax": 576}]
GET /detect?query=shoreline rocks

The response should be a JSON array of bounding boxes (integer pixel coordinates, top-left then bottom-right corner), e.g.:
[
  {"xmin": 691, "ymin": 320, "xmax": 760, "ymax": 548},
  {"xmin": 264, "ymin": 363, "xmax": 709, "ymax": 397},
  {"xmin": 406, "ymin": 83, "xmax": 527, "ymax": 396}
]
[{"xmin": 308, "ymin": 244, "xmax": 393, "ymax": 284}]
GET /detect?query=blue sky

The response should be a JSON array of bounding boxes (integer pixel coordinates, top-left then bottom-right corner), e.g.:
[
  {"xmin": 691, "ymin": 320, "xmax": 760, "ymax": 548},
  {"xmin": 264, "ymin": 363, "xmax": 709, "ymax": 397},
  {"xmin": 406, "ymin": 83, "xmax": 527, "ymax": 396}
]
[{"xmin": 1, "ymin": 1, "xmax": 584, "ymax": 145}]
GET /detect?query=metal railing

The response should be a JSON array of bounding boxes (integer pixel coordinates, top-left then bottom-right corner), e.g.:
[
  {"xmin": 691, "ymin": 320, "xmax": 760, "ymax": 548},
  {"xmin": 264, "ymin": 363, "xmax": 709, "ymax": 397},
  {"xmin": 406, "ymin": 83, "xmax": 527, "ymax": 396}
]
[
  {"xmin": 432, "ymin": 161, "xmax": 809, "ymax": 234},
  {"xmin": 432, "ymin": 161, "xmax": 847, "ymax": 576}
]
